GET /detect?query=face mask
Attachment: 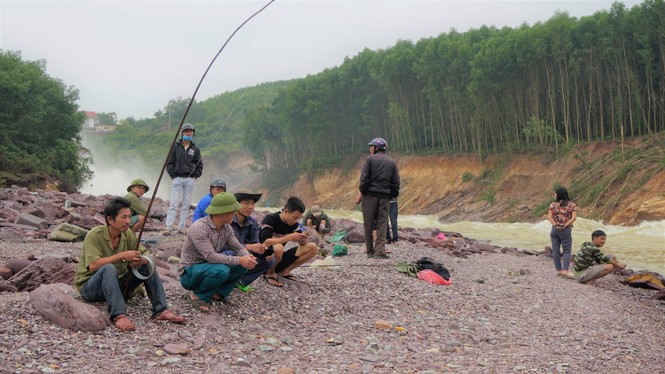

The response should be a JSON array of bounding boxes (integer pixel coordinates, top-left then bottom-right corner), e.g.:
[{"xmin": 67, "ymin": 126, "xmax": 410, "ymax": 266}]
[{"xmin": 182, "ymin": 135, "xmax": 193, "ymax": 141}]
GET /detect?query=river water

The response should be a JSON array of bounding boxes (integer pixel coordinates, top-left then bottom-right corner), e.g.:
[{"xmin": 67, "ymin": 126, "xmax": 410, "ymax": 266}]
[{"xmin": 321, "ymin": 209, "xmax": 665, "ymax": 276}]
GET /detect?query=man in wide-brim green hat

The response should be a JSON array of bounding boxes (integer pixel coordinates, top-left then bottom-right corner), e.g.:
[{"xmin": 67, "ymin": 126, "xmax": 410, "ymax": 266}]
[
  {"xmin": 177, "ymin": 192, "xmax": 258, "ymax": 312},
  {"xmin": 124, "ymin": 179, "xmax": 150, "ymax": 232}
]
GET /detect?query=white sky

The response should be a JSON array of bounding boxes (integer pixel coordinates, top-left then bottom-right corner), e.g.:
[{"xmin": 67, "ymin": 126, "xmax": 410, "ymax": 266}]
[{"xmin": 1, "ymin": 0, "xmax": 643, "ymax": 120}]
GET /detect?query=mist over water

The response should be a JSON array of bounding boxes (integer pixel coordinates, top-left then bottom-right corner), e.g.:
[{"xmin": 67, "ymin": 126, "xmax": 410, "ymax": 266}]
[
  {"xmin": 80, "ymin": 133, "xmax": 170, "ymax": 200},
  {"xmin": 321, "ymin": 209, "xmax": 665, "ymax": 276}
]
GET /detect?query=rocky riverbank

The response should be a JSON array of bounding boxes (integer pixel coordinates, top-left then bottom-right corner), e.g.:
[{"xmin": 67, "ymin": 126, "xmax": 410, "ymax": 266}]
[{"xmin": 1, "ymin": 231, "xmax": 663, "ymax": 373}]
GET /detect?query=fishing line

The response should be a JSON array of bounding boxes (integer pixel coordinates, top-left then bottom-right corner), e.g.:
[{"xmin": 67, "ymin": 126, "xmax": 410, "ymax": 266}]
[
  {"xmin": 197, "ymin": 86, "xmax": 249, "ymax": 157},
  {"xmin": 136, "ymin": 0, "xmax": 276, "ymax": 245}
]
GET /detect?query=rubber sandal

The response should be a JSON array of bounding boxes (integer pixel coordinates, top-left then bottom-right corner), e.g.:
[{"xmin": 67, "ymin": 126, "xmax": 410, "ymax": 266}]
[
  {"xmin": 113, "ymin": 314, "xmax": 135, "ymax": 332},
  {"xmin": 264, "ymin": 274, "xmax": 284, "ymax": 287},
  {"xmin": 153, "ymin": 309, "xmax": 186, "ymax": 323}
]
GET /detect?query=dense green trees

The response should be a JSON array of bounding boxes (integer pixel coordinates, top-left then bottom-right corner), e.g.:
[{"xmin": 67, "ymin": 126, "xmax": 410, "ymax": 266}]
[
  {"xmin": 90, "ymin": 81, "xmax": 289, "ymax": 170},
  {"xmin": 0, "ymin": 51, "xmax": 91, "ymax": 191},
  {"xmin": 245, "ymin": 0, "xmax": 665, "ymax": 178}
]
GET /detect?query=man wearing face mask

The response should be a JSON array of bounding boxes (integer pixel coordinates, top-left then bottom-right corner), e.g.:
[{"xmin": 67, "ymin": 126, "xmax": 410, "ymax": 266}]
[{"xmin": 164, "ymin": 123, "xmax": 203, "ymax": 236}]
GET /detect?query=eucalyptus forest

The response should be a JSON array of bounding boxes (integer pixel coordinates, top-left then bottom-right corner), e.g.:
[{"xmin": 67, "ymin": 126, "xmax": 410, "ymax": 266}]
[{"xmin": 243, "ymin": 1, "xmax": 665, "ymax": 180}]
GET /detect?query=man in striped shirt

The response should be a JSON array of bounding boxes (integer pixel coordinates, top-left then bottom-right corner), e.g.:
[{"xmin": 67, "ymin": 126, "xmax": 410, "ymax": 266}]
[{"xmin": 179, "ymin": 193, "xmax": 257, "ymax": 312}]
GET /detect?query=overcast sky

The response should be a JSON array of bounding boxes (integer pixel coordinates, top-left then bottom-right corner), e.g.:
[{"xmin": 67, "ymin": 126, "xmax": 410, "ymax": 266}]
[{"xmin": 1, "ymin": 0, "xmax": 643, "ymax": 120}]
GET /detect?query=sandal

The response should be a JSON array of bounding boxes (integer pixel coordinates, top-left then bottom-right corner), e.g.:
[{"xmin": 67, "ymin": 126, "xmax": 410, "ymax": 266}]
[
  {"xmin": 153, "ymin": 309, "xmax": 186, "ymax": 323},
  {"xmin": 188, "ymin": 297, "xmax": 211, "ymax": 313},
  {"xmin": 279, "ymin": 274, "xmax": 301, "ymax": 282},
  {"xmin": 264, "ymin": 274, "xmax": 284, "ymax": 287},
  {"xmin": 113, "ymin": 314, "xmax": 135, "ymax": 332}
]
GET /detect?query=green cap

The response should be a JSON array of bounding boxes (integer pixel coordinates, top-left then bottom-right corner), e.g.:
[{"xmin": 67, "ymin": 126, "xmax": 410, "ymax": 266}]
[
  {"xmin": 205, "ymin": 192, "xmax": 241, "ymax": 215},
  {"xmin": 127, "ymin": 179, "xmax": 150, "ymax": 193}
]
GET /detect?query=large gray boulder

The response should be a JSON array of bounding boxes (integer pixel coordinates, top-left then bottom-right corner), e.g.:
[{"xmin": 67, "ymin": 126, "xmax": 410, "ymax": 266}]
[
  {"xmin": 15, "ymin": 212, "xmax": 49, "ymax": 230},
  {"xmin": 9, "ymin": 257, "xmax": 76, "ymax": 292},
  {"xmin": 29, "ymin": 283, "xmax": 108, "ymax": 333}
]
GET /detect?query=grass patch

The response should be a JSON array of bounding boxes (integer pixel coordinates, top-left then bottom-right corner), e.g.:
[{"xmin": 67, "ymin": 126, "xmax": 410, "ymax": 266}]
[{"xmin": 480, "ymin": 188, "xmax": 496, "ymax": 204}]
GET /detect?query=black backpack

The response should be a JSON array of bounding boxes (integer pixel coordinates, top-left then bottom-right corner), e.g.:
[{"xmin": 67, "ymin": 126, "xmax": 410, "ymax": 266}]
[{"xmin": 416, "ymin": 257, "xmax": 451, "ymax": 281}]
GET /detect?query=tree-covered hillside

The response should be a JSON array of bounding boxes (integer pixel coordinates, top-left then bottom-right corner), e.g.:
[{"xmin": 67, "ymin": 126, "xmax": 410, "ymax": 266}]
[
  {"xmin": 246, "ymin": 0, "xmax": 665, "ymax": 180},
  {"xmin": 0, "ymin": 51, "xmax": 91, "ymax": 192},
  {"xmin": 96, "ymin": 1, "xmax": 665, "ymax": 190},
  {"xmin": 87, "ymin": 81, "xmax": 290, "ymax": 170}
]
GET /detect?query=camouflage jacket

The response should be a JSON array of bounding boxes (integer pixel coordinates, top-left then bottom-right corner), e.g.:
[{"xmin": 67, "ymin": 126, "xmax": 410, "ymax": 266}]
[{"xmin": 573, "ymin": 241, "xmax": 611, "ymax": 273}]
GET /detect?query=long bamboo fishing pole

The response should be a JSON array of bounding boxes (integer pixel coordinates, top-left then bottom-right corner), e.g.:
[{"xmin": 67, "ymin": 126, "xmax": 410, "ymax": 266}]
[{"xmin": 135, "ymin": 0, "xmax": 276, "ymax": 246}]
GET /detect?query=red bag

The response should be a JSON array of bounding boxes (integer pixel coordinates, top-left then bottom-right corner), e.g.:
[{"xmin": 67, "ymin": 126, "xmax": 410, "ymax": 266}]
[{"xmin": 417, "ymin": 269, "xmax": 452, "ymax": 285}]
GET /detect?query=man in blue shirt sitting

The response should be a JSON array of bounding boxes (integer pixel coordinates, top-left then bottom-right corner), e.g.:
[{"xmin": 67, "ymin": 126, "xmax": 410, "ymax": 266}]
[{"xmin": 192, "ymin": 178, "xmax": 226, "ymax": 223}]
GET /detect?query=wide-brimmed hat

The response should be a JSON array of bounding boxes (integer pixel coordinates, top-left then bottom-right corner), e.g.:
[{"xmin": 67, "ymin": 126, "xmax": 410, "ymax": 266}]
[
  {"xmin": 127, "ymin": 179, "xmax": 150, "ymax": 193},
  {"xmin": 310, "ymin": 205, "xmax": 322, "ymax": 217},
  {"xmin": 234, "ymin": 188, "xmax": 263, "ymax": 203},
  {"xmin": 205, "ymin": 192, "xmax": 241, "ymax": 215}
]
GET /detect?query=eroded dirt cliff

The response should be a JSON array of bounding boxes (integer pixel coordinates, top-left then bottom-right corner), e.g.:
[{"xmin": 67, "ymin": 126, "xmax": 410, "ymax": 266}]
[{"xmin": 271, "ymin": 137, "xmax": 665, "ymax": 225}]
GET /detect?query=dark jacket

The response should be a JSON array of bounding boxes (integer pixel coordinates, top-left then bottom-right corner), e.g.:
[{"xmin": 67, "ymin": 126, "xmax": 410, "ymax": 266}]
[
  {"xmin": 359, "ymin": 152, "xmax": 400, "ymax": 199},
  {"xmin": 166, "ymin": 140, "xmax": 203, "ymax": 179}
]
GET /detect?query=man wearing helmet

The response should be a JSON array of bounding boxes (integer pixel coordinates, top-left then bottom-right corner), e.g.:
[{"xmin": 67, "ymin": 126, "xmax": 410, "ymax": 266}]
[
  {"xmin": 164, "ymin": 123, "xmax": 203, "ymax": 235},
  {"xmin": 192, "ymin": 178, "xmax": 226, "ymax": 223},
  {"xmin": 354, "ymin": 137, "xmax": 400, "ymax": 259}
]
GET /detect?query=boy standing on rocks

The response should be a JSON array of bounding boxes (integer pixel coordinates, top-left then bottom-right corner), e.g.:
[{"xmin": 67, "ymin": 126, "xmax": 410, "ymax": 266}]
[
  {"xmin": 573, "ymin": 230, "xmax": 626, "ymax": 284},
  {"xmin": 74, "ymin": 197, "xmax": 185, "ymax": 332}
]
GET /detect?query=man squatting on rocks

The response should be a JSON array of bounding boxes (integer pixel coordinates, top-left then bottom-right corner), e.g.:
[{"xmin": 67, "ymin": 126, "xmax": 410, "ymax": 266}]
[
  {"xmin": 192, "ymin": 178, "xmax": 227, "ymax": 223},
  {"xmin": 74, "ymin": 197, "xmax": 185, "ymax": 332},
  {"xmin": 260, "ymin": 196, "xmax": 318, "ymax": 287},
  {"xmin": 179, "ymin": 192, "xmax": 257, "ymax": 312},
  {"xmin": 354, "ymin": 137, "xmax": 400, "ymax": 259},
  {"xmin": 164, "ymin": 123, "xmax": 203, "ymax": 235},
  {"xmin": 303, "ymin": 204, "xmax": 332, "ymax": 238},
  {"xmin": 220, "ymin": 189, "xmax": 275, "ymax": 292},
  {"xmin": 124, "ymin": 179, "xmax": 150, "ymax": 233},
  {"xmin": 573, "ymin": 230, "xmax": 626, "ymax": 284}
]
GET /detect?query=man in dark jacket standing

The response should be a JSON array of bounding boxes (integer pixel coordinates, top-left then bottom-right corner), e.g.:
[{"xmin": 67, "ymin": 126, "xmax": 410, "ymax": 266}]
[
  {"xmin": 164, "ymin": 123, "xmax": 203, "ymax": 235},
  {"xmin": 354, "ymin": 137, "xmax": 400, "ymax": 259}
]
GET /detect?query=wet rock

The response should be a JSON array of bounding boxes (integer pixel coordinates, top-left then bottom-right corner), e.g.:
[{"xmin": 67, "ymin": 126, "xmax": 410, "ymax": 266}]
[
  {"xmin": 9, "ymin": 257, "xmax": 75, "ymax": 292},
  {"xmin": 29, "ymin": 283, "xmax": 108, "ymax": 332}
]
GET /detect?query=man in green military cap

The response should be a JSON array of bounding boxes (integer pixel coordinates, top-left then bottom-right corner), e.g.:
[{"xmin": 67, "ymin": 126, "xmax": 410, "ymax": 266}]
[
  {"xmin": 179, "ymin": 192, "xmax": 258, "ymax": 312},
  {"xmin": 124, "ymin": 179, "xmax": 150, "ymax": 232}
]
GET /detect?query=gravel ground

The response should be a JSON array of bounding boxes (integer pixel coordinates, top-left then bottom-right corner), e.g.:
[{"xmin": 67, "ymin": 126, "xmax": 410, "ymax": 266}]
[{"xmin": 1, "ymin": 234, "xmax": 663, "ymax": 374}]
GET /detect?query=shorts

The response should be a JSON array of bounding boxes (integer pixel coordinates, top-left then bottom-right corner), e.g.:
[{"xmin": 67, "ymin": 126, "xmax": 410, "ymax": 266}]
[
  {"xmin": 130, "ymin": 215, "xmax": 141, "ymax": 226},
  {"xmin": 275, "ymin": 246, "xmax": 299, "ymax": 274},
  {"xmin": 575, "ymin": 264, "xmax": 607, "ymax": 283}
]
